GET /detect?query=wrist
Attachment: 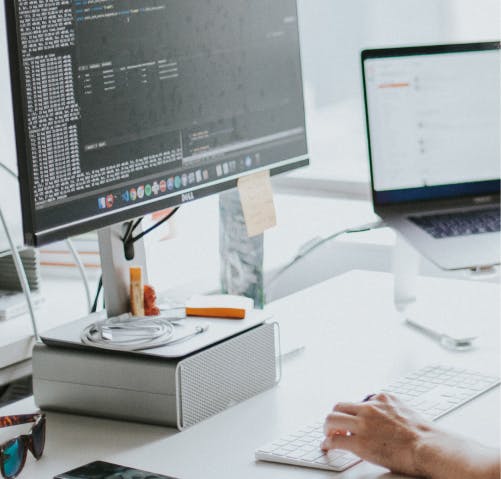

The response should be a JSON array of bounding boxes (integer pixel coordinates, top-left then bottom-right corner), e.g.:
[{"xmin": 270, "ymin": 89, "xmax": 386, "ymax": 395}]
[
  {"xmin": 470, "ymin": 449, "xmax": 500, "ymax": 479},
  {"xmin": 413, "ymin": 429, "xmax": 440, "ymax": 479},
  {"xmin": 414, "ymin": 428, "xmax": 500, "ymax": 479}
]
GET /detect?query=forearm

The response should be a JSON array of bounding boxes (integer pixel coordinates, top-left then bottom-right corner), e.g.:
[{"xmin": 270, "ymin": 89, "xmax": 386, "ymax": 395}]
[{"xmin": 415, "ymin": 429, "xmax": 500, "ymax": 479}]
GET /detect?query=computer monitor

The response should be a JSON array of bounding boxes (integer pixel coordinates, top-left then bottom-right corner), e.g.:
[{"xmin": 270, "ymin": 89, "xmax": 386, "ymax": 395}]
[{"xmin": 5, "ymin": 0, "xmax": 308, "ymax": 314}]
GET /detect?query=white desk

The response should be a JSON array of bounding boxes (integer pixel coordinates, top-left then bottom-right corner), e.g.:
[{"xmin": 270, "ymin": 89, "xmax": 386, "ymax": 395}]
[{"xmin": 0, "ymin": 270, "xmax": 499, "ymax": 478}]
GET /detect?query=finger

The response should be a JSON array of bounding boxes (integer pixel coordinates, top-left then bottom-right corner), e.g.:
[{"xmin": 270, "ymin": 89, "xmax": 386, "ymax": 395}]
[
  {"xmin": 321, "ymin": 434, "xmax": 358, "ymax": 453},
  {"xmin": 373, "ymin": 393, "xmax": 392, "ymax": 402},
  {"xmin": 378, "ymin": 392, "xmax": 400, "ymax": 403},
  {"xmin": 324, "ymin": 412, "xmax": 360, "ymax": 435},
  {"xmin": 373, "ymin": 392, "xmax": 402, "ymax": 404},
  {"xmin": 333, "ymin": 402, "xmax": 363, "ymax": 415}
]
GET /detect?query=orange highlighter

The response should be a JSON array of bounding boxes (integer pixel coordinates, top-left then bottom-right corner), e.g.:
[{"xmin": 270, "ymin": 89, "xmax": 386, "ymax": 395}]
[{"xmin": 185, "ymin": 307, "xmax": 245, "ymax": 320}]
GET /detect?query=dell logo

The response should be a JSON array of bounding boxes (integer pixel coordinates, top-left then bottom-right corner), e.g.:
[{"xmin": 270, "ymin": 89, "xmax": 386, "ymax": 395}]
[
  {"xmin": 473, "ymin": 195, "xmax": 493, "ymax": 204},
  {"xmin": 181, "ymin": 192, "xmax": 195, "ymax": 202}
]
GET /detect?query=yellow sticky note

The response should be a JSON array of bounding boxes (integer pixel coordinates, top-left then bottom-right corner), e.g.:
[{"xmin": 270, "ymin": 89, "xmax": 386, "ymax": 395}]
[{"xmin": 237, "ymin": 170, "xmax": 277, "ymax": 237}]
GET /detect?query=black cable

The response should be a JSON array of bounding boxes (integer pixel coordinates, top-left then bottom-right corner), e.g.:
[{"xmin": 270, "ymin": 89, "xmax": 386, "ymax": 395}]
[
  {"xmin": 122, "ymin": 217, "xmax": 142, "ymax": 244},
  {"xmin": 122, "ymin": 221, "xmax": 134, "ymax": 244},
  {"xmin": 130, "ymin": 217, "xmax": 143, "ymax": 236},
  {"xmin": 91, "ymin": 275, "xmax": 102, "ymax": 313},
  {"xmin": 92, "ymin": 207, "xmax": 180, "ymax": 312},
  {"xmin": 129, "ymin": 207, "xmax": 179, "ymax": 244},
  {"xmin": 93, "ymin": 208, "xmax": 180, "ymax": 311}
]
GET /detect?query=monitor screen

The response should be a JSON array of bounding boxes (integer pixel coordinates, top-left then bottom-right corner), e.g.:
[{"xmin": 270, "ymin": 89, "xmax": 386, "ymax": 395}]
[
  {"xmin": 6, "ymin": 0, "xmax": 308, "ymax": 245},
  {"xmin": 362, "ymin": 43, "xmax": 500, "ymax": 205}
]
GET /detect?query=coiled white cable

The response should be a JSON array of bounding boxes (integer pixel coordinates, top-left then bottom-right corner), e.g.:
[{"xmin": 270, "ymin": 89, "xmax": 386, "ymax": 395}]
[{"xmin": 81, "ymin": 314, "xmax": 175, "ymax": 351}]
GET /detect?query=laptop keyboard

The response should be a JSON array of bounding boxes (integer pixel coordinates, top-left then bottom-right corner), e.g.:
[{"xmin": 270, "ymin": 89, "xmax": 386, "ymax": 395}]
[{"xmin": 409, "ymin": 208, "xmax": 500, "ymax": 239}]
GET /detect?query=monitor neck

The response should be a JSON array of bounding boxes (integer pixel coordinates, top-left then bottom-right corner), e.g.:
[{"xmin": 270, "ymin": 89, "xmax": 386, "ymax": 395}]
[{"xmin": 97, "ymin": 223, "xmax": 148, "ymax": 318}]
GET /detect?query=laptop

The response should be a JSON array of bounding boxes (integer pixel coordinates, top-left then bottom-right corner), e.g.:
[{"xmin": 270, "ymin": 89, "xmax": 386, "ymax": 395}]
[{"xmin": 361, "ymin": 42, "xmax": 500, "ymax": 270}]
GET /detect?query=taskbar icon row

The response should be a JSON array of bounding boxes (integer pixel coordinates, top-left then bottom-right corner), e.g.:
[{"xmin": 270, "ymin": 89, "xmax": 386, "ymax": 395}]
[
  {"xmin": 97, "ymin": 169, "xmax": 210, "ymax": 210},
  {"xmin": 97, "ymin": 153, "xmax": 261, "ymax": 211}
]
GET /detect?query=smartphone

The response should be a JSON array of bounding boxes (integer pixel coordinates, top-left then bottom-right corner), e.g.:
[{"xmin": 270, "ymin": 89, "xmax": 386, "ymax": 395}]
[{"xmin": 54, "ymin": 460, "xmax": 177, "ymax": 479}]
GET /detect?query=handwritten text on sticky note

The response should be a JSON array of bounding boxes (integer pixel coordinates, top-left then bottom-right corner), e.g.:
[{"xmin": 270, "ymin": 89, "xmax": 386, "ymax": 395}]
[{"xmin": 237, "ymin": 170, "xmax": 277, "ymax": 237}]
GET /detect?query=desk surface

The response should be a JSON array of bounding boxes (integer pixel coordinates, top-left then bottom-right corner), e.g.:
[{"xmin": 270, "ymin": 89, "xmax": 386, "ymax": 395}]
[{"xmin": 0, "ymin": 270, "xmax": 499, "ymax": 479}]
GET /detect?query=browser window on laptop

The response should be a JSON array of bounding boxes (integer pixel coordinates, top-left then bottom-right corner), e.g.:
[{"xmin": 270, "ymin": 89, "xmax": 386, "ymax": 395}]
[{"xmin": 363, "ymin": 45, "xmax": 500, "ymax": 205}]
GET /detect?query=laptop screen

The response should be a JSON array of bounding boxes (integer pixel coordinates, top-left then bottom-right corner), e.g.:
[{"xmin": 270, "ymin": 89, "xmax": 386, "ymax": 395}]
[{"xmin": 362, "ymin": 43, "xmax": 500, "ymax": 206}]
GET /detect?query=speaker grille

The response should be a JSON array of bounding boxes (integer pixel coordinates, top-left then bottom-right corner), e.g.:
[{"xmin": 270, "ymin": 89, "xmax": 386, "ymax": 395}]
[{"xmin": 177, "ymin": 323, "xmax": 278, "ymax": 429}]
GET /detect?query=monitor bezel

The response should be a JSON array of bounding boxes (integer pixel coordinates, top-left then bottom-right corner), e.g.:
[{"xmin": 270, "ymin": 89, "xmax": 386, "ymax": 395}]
[
  {"xmin": 5, "ymin": 0, "xmax": 309, "ymax": 246},
  {"xmin": 361, "ymin": 41, "xmax": 501, "ymax": 212},
  {"xmin": 5, "ymin": 0, "xmax": 38, "ymax": 245}
]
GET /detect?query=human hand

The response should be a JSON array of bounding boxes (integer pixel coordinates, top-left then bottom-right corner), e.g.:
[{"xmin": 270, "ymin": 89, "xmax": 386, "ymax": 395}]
[
  {"xmin": 322, "ymin": 393, "xmax": 432, "ymax": 476},
  {"xmin": 322, "ymin": 392, "xmax": 501, "ymax": 478}
]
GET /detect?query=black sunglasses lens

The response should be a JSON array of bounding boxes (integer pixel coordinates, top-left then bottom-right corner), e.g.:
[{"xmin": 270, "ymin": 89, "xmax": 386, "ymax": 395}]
[
  {"xmin": 3, "ymin": 438, "xmax": 24, "ymax": 478},
  {"xmin": 31, "ymin": 418, "xmax": 45, "ymax": 459}
]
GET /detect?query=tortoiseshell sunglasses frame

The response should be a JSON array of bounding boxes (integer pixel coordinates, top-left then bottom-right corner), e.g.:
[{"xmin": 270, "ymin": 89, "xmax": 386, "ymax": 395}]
[{"xmin": 0, "ymin": 413, "xmax": 46, "ymax": 479}]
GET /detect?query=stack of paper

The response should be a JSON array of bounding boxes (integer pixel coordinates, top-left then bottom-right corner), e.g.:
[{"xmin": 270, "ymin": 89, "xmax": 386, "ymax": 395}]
[
  {"xmin": 0, "ymin": 248, "xmax": 43, "ymax": 320},
  {"xmin": 0, "ymin": 290, "xmax": 44, "ymax": 320},
  {"xmin": 0, "ymin": 248, "xmax": 41, "ymax": 291}
]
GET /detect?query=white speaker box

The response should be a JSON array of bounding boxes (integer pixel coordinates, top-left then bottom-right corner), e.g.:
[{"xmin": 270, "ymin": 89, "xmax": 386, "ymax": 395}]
[{"xmin": 33, "ymin": 323, "xmax": 280, "ymax": 429}]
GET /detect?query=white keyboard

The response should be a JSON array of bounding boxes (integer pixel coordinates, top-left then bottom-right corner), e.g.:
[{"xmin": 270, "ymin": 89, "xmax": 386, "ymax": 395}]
[
  {"xmin": 380, "ymin": 365, "xmax": 500, "ymax": 420},
  {"xmin": 255, "ymin": 365, "xmax": 500, "ymax": 472}
]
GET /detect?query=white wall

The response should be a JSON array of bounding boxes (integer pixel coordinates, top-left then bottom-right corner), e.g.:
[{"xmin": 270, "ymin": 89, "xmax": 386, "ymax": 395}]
[
  {"xmin": 298, "ymin": 0, "xmax": 499, "ymax": 107},
  {"xmin": 297, "ymin": 0, "xmax": 500, "ymax": 181},
  {"xmin": 445, "ymin": 0, "xmax": 500, "ymax": 40}
]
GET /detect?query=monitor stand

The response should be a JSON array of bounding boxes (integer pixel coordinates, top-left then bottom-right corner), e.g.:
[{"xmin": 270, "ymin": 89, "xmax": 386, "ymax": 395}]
[{"xmin": 97, "ymin": 222, "xmax": 149, "ymax": 318}]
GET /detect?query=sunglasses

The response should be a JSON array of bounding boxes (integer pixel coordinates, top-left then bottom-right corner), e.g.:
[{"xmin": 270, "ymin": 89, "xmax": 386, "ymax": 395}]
[{"xmin": 0, "ymin": 413, "xmax": 46, "ymax": 479}]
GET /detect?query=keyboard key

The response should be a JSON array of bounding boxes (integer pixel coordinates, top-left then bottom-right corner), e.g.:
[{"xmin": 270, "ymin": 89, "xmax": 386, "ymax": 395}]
[
  {"xmin": 273, "ymin": 448, "xmax": 292, "ymax": 456},
  {"xmin": 275, "ymin": 441, "xmax": 290, "ymax": 448},
  {"xmin": 410, "ymin": 208, "xmax": 500, "ymax": 239},
  {"xmin": 287, "ymin": 450, "xmax": 308, "ymax": 459},
  {"xmin": 302, "ymin": 450, "xmax": 324, "ymax": 462}
]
